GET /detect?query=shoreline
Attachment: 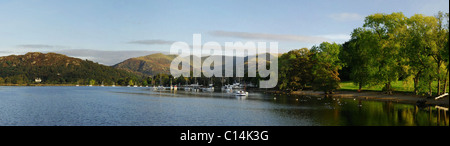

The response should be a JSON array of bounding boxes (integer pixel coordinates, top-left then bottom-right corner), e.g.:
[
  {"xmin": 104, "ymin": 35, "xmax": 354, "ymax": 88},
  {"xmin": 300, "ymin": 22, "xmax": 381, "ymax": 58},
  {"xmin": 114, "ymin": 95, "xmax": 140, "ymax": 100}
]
[
  {"xmin": 2, "ymin": 85, "xmax": 448, "ymax": 107},
  {"xmin": 289, "ymin": 90, "xmax": 449, "ymax": 107},
  {"xmin": 0, "ymin": 84, "xmax": 77, "ymax": 86},
  {"xmin": 0, "ymin": 84, "xmax": 113, "ymax": 87},
  {"xmin": 245, "ymin": 88, "xmax": 448, "ymax": 107}
]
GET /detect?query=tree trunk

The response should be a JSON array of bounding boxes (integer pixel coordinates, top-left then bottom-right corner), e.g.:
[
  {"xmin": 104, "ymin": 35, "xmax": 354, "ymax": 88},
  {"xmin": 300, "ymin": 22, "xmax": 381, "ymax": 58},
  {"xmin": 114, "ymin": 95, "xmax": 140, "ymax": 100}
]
[
  {"xmin": 444, "ymin": 70, "xmax": 448, "ymax": 94},
  {"xmin": 437, "ymin": 66, "xmax": 441, "ymax": 95},
  {"xmin": 413, "ymin": 77, "xmax": 419, "ymax": 95},
  {"xmin": 358, "ymin": 82, "xmax": 362, "ymax": 92},
  {"xmin": 414, "ymin": 71, "xmax": 421, "ymax": 95},
  {"xmin": 429, "ymin": 80, "xmax": 433, "ymax": 97},
  {"xmin": 444, "ymin": 77, "xmax": 447, "ymax": 94},
  {"xmin": 385, "ymin": 83, "xmax": 392, "ymax": 95}
]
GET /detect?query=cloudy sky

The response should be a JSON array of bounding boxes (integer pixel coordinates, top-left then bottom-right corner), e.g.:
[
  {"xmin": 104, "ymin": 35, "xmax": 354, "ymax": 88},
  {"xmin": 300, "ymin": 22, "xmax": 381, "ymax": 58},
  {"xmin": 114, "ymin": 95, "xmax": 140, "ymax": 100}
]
[{"xmin": 0, "ymin": 0, "xmax": 448, "ymax": 65}]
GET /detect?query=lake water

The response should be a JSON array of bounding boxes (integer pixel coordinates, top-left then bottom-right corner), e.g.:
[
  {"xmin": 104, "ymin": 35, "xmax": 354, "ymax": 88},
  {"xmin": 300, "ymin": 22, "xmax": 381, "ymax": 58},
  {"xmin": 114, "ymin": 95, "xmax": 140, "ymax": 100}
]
[{"xmin": 0, "ymin": 86, "xmax": 448, "ymax": 126}]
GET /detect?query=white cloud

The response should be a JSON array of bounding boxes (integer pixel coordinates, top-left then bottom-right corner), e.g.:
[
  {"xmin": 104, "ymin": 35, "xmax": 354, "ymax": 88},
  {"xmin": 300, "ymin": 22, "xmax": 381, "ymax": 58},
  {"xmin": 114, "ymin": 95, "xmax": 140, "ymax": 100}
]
[
  {"xmin": 209, "ymin": 31, "xmax": 328, "ymax": 44},
  {"xmin": 316, "ymin": 34, "xmax": 351, "ymax": 42},
  {"xmin": 14, "ymin": 44, "xmax": 71, "ymax": 53},
  {"xmin": 16, "ymin": 44, "xmax": 55, "ymax": 48},
  {"xmin": 128, "ymin": 40, "xmax": 175, "ymax": 45},
  {"xmin": 330, "ymin": 13, "xmax": 364, "ymax": 22},
  {"xmin": 56, "ymin": 49, "xmax": 161, "ymax": 66}
]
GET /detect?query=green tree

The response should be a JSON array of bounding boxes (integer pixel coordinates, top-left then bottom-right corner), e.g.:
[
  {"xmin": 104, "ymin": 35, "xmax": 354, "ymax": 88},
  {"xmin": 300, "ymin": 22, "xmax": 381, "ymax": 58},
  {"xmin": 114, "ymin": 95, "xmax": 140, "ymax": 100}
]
[
  {"xmin": 175, "ymin": 75, "xmax": 187, "ymax": 85},
  {"xmin": 311, "ymin": 42, "xmax": 342, "ymax": 94},
  {"xmin": 404, "ymin": 14, "xmax": 439, "ymax": 95},
  {"xmin": 362, "ymin": 12, "xmax": 408, "ymax": 94},
  {"xmin": 278, "ymin": 48, "xmax": 314, "ymax": 91},
  {"xmin": 128, "ymin": 79, "xmax": 134, "ymax": 86},
  {"xmin": 430, "ymin": 12, "xmax": 448, "ymax": 95},
  {"xmin": 117, "ymin": 78, "xmax": 126, "ymax": 86},
  {"xmin": 343, "ymin": 28, "xmax": 379, "ymax": 91},
  {"xmin": 89, "ymin": 79, "xmax": 96, "ymax": 86},
  {"xmin": 146, "ymin": 76, "xmax": 153, "ymax": 86}
]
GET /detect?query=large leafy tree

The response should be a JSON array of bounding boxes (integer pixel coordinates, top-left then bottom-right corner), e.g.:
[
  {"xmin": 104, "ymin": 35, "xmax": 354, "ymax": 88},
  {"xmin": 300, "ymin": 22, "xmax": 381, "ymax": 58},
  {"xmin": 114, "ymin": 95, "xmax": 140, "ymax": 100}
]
[
  {"xmin": 278, "ymin": 48, "xmax": 314, "ymax": 91},
  {"xmin": 404, "ymin": 14, "xmax": 438, "ymax": 95},
  {"xmin": 362, "ymin": 12, "xmax": 408, "ymax": 94},
  {"xmin": 311, "ymin": 42, "xmax": 342, "ymax": 94},
  {"xmin": 343, "ymin": 28, "xmax": 379, "ymax": 91},
  {"xmin": 430, "ymin": 12, "xmax": 449, "ymax": 95}
]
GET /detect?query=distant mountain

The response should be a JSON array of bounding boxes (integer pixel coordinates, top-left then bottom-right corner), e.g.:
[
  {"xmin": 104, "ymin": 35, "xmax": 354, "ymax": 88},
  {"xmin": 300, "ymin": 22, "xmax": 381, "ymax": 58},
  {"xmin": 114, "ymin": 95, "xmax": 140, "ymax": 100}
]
[
  {"xmin": 55, "ymin": 49, "xmax": 160, "ymax": 66},
  {"xmin": 0, "ymin": 52, "xmax": 138, "ymax": 85},
  {"xmin": 113, "ymin": 53, "xmax": 179, "ymax": 76},
  {"xmin": 113, "ymin": 52, "xmax": 279, "ymax": 76}
]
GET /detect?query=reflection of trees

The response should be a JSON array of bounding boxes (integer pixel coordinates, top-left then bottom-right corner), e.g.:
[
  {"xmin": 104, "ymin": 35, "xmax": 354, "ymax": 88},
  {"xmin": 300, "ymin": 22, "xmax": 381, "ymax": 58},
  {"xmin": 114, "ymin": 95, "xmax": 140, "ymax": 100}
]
[
  {"xmin": 317, "ymin": 99, "xmax": 448, "ymax": 126},
  {"xmin": 269, "ymin": 95, "xmax": 449, "ymax": 126}
]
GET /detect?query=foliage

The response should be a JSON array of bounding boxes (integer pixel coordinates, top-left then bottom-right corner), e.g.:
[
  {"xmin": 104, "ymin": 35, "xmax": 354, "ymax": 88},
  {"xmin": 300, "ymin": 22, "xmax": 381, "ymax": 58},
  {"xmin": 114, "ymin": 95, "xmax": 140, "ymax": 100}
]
[
  {"xmin": 278, "ymin": 48, "xmax": 314, "ymax": 91},
  {"xmin": 310, "ymin": 42, "xmax": 342, "ymax": 94},
  {"xmin": 340, "ymin": 12, "xmax": 449, "ymax": 95},
  {"xmin": 89, "ymin": 79, "xmax": 96, "ymax": 85},
  {"xmin": 341, "ymin": 28, "xmax": 379, "ymax": 91}
]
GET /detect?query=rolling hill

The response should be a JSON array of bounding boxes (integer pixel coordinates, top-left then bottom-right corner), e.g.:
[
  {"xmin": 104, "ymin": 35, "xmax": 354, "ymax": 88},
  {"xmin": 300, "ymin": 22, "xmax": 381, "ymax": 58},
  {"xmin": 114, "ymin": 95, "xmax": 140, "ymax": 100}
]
[
  {"xmin": 112, "ymin": 52, "xmax": 279, "ymax": 76},
  {"xmin": 0, "ymin": 52, "xmax": 138, "ymax": 85},
  {"xmin": 112, "ymin": 53, "xmax": 179, "ymax": 75}
]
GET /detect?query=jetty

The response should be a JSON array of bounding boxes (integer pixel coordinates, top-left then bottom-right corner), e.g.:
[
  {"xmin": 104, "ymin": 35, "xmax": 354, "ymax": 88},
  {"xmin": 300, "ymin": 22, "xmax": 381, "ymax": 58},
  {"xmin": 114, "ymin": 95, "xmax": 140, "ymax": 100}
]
[{"xmin": 435, "ymin": 93, "xmax": 449, "ymax": 100}]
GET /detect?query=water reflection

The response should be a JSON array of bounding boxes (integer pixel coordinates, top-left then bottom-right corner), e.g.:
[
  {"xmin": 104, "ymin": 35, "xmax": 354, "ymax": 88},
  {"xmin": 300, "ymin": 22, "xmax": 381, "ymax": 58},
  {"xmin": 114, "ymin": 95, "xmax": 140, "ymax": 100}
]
[
  {"xmin": 0, "ymin": 86, "xmax": 447, "ymax": 126},
  {"xmin": 168, "ymin": 90, "xmax": 449, "ymax": 126},
  {"xmin": 270, "ymin": 94, "xmax": 449, "ymax": 126},
  {"xmin": 162, "ymin": 90, "xmax": 449, "ymax": 126}
]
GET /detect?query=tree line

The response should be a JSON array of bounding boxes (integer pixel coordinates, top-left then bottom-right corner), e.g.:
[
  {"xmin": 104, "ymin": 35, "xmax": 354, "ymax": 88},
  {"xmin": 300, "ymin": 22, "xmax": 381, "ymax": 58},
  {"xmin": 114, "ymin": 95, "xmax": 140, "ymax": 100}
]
[
  {"xmin": 278, "ymin": 12, "xmax": 449, "ymax": 96},
  {"xmin": 1, "ymin": 12, "xmax": 447, "ymax": 95}
]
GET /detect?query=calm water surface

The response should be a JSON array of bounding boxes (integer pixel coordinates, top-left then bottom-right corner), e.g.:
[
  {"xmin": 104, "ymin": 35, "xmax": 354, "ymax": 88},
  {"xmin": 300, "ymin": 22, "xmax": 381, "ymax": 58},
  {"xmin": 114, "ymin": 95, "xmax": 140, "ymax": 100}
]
[{"xmin": 0, "ymin": 86, "xmax": 448, "ymax": 126}]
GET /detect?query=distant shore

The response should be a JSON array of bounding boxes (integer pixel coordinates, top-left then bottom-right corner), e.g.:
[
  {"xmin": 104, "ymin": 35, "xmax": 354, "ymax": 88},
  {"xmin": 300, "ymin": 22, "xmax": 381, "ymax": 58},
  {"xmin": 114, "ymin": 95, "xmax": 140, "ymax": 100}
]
[
  {"xmin": 0, "ymin": 84, "xmax": 111, "ymax": 87},
  {"xmin": 0, "ymin": 84, "xmax": 76, "ymax": 86}
]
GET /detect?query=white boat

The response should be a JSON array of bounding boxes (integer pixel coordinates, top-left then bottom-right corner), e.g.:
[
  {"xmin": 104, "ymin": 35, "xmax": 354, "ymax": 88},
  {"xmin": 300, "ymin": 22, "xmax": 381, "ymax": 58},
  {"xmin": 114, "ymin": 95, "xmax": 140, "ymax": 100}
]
[
  {"xmin": 232, "ymin": 83, "xmax": 242, "ymax": 89},
  {"xmin": 221, "ymin": 84, "xmax": 233, "ymax": 93},
  {"xmin": 186, "ymin": 83, "xmax": 202, "ymax": 92},
  {"xmin": 235, "ymin": 90, "xmax": 248, "ymax": 96},
  {"xmin": 202, "ymin": 84, "xmax": 214, "ymax": 92}
]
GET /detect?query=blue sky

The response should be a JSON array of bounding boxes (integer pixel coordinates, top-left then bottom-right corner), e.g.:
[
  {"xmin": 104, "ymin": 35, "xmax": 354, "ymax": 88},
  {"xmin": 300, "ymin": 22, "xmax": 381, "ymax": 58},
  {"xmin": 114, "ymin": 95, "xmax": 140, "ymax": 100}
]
[{"xmin": 0, "ymin": 0, "xmax": 448, "ymax": 65}]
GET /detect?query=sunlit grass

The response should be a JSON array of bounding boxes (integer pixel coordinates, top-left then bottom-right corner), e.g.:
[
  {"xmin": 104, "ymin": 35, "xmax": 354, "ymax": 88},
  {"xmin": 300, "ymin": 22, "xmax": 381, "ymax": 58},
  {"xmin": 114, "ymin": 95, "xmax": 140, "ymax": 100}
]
[{"xmin": 339, "ymin": 80, "xmax": 447, "ymax": 93}]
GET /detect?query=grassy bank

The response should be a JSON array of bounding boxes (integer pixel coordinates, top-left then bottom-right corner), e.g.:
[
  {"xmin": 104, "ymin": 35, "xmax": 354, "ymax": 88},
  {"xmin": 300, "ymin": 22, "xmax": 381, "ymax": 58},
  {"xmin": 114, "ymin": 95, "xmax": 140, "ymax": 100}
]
[
  {"xmin": 339, "ymin": 81, "xmax": 448, "ymax": 94},
  {"xmin": 339, "ymin": 81, "xmax": 416, "ymax": 92}
]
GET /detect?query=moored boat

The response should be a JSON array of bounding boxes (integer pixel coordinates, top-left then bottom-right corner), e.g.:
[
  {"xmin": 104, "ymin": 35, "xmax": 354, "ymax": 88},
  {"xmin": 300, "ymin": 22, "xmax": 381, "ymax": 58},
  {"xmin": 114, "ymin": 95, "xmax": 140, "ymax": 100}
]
[{"xmin": 235, "ymin": 90, "xmax": 248, "ymax": 96}]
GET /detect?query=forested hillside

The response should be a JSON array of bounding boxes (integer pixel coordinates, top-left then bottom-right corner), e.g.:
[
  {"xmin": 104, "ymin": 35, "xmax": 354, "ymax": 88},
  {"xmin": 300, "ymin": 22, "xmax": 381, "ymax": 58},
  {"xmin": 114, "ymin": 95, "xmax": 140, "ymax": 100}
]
[{"xmin": 0, "ymin": 52, "xmax": 139, "ymax": 85}]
